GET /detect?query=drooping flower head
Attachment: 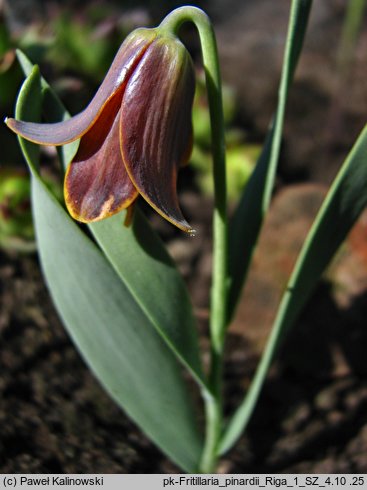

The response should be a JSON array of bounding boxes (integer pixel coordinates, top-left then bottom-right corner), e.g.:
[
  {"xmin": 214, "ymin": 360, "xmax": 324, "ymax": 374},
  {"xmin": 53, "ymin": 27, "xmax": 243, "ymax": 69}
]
[{"xmin": 6, "ymin": 27, "xmax": 195, "ymax": 233}]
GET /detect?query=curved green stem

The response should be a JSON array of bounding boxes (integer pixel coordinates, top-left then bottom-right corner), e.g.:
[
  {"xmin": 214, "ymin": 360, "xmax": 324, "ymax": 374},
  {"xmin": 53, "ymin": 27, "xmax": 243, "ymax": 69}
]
[{"xmin": 160, "ymin": 7, "xmax": 228, "ymax": 473}]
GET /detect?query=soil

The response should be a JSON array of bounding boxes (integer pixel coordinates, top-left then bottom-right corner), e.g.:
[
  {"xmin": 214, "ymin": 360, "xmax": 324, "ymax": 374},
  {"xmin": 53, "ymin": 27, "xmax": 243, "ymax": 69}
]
[
  {"xmin": 1, "ymin": 188, "xmax": 367, "ymax": 474},
  {"xmin": 1, "ymin": 0, "xmax": 367, "ymax": 476}
]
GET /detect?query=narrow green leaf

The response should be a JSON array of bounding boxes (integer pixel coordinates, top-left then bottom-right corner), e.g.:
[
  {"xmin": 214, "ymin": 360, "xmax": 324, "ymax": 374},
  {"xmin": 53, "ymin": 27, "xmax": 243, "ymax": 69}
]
[
  {"xmin": 14, "ymin": 65, "xmax": 41, "ymax": 172},
  {"xmin": 90, "ymin": 212, "xmax": 205, "ymax": 388},
  {"xmin": 32, "ymin": 178, "xmax": 202, "ymax": 471},
  {"xmin": 220, "ymin": 123, "xmax": 367, "ymax": 454},
  {"xmin": 16, "ymin": 63, "xmax": 202, "ymax": 472},
  {"xmin": 15, "ymin": 50, "xmax": 206, "ymax": 390},
  {"xmin": 227, "ymin": 0, "xmax": 313, "ymax": 320},
  {"xmin": 16, "ymin": 49, "xmax": 78, "ymax": 170}
]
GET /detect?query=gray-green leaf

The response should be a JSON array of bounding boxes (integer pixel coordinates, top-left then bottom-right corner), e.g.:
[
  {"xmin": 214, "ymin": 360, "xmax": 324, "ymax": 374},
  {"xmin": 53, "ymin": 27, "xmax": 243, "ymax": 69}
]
[
  {"xmin": 227, "ymin": 0, "xmax": 313, "ymax": 320},
  {"xmin": 220, "ymin": 123, "xmax": 367, "ymax": 454}
]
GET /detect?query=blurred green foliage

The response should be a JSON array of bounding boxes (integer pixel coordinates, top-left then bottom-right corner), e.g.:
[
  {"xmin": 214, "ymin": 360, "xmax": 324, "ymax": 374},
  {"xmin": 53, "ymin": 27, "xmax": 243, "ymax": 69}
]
[
  {"xmin": 0, "ymin": 168, "xmax": 34, "ymax": 251},
  {"xmin": 0, "ymin": 166, "xmax": 63, "ymax": 252},
  {"xmin": 191, "ymin": 74, "xmax": 260, "ymax": 202},
  {"xmin": 46, "ymin": 4, "xmax": 131, "ymax": 82},
  {"xmin": 0, "ymin": 17, "xmax": 21, "ymax": 107}
]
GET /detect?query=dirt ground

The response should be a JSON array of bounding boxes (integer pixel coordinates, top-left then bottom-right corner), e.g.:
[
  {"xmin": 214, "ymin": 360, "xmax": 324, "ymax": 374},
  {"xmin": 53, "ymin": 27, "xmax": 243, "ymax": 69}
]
[
  {"xmin": 1, "ymin": 0, "xmax": 367, "ymax": 475},
  {"xmin": 1, "ymin": 187, "xmax": 367, "ymax": 473}
]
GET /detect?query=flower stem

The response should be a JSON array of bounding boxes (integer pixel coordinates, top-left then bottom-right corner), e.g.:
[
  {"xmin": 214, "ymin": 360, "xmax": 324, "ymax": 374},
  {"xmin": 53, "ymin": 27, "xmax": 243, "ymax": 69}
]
[{"xmin": 160, "ymin": 7, "xmax": 228, "ymax": 473}]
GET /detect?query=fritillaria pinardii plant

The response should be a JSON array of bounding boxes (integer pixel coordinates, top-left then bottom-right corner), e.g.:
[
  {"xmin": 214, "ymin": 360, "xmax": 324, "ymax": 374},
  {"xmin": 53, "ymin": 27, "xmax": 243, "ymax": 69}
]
[{"xmin": 5, "ymin": 2, "xmax": 367, "ymax": 473}]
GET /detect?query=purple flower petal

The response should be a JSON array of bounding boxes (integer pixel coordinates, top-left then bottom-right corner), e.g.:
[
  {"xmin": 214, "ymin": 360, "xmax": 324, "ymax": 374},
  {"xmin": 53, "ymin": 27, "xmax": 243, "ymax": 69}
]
[
  {"xmin": 65, "ymin": 93, "xmax": 138, "ymax": 222},
  {"xmin": 120, "ymin": 36, "xmax": 195, "ymax": 233},
  {"xmin": 6, "ymin": 28, "xmax": 157, "ymax": 146}
]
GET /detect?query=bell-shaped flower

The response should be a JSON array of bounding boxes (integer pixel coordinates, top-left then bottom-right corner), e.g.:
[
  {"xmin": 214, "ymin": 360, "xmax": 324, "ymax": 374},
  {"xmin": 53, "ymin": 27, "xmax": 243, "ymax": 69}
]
[{"xmin": 6, "ymin": 27, "xmax": 195, "ymax": 233}]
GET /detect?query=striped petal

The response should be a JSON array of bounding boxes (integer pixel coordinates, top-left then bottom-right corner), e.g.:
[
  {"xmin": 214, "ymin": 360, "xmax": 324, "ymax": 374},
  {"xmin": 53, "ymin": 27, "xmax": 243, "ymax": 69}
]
[
  {"xmin": 5, "ymin": 28, "xmax": 157, "ymax": 146},
  {"xmin": 64, "ymin": 93, "xmax": 138, "ymax": 222},
  {"xmin": 120, "ymin": 36, "xmax": 195, "ymax": 233}
]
